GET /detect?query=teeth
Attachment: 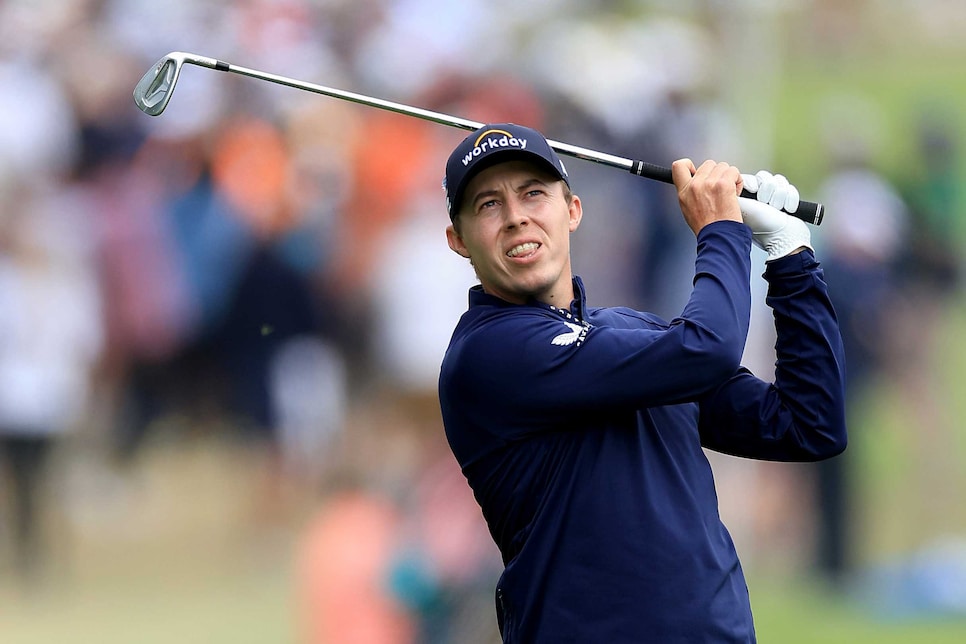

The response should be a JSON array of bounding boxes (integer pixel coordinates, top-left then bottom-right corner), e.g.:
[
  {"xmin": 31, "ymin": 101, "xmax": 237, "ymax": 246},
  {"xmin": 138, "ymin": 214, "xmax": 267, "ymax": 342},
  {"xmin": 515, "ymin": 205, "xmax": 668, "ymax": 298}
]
[{"xmin": 507, "ymin": 242, "xmax": 538, "ymax": 258}]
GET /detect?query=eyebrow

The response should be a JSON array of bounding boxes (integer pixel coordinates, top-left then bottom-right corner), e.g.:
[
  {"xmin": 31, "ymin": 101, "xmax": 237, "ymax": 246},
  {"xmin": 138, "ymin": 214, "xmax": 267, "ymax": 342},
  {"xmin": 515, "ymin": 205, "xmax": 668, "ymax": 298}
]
[{"xmin": 469, "ymin": 178, "xmax": 551, "ymax": 209}]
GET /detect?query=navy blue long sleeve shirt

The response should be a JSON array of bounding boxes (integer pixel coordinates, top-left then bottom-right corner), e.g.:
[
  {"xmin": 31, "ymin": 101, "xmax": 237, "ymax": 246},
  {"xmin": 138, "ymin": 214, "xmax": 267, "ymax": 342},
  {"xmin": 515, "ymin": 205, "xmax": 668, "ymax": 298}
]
[{"xmin": 438, "ymin": 221, "xmax": 847, "ymax": 642}]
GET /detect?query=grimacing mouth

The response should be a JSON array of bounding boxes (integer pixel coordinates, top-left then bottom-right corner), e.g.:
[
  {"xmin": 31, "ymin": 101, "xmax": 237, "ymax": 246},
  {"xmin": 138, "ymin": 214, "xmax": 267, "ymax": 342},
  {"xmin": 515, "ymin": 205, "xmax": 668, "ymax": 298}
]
[{"xmin": 506, "ymin": 241, "xmax": 541, "ymax": 258}]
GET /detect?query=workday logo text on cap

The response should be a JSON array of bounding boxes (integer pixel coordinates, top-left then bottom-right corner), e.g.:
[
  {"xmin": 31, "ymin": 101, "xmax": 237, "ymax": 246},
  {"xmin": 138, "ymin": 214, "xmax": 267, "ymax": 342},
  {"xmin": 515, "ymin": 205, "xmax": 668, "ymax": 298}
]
[{"xmin": 443, "ymin": 123, "xmax": 569, "ymax": 219}]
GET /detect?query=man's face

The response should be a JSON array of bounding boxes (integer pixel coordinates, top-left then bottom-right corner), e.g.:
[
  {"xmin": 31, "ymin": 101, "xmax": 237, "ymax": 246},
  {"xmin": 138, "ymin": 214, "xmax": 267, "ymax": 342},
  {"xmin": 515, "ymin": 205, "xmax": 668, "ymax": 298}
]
[{"xmin": 446, "ymin": 159, "xmax": 582, "ymax": 306}]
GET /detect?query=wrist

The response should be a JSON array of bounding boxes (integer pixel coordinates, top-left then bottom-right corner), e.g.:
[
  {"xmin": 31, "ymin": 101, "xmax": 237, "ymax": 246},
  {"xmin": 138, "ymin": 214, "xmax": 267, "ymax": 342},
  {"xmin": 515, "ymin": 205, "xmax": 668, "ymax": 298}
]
[
  {"xmin": 763, "ymin": 247, "xmax": 818, "ymax": 278},
  {"xmin": 696, "ymin": 219, "xmax": 753, "ymax": 245},
  {"xmin": 764, "ymin": 245, "xmax": 808, "ymax": 263}
]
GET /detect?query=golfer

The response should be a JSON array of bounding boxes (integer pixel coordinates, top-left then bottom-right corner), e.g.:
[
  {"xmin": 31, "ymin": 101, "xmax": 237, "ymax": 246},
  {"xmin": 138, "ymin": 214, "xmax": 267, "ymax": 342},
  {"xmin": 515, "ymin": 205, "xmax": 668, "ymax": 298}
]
[{"xmin": 437, "ymin": 123, "xmax": 847, "ymax": 642}]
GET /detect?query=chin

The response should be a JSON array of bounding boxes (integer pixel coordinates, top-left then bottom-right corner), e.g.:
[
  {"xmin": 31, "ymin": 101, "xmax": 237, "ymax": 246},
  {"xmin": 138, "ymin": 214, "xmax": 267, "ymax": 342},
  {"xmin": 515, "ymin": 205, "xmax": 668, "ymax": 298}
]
[{"xmin": 510, "ymin": 278, "xmax": 553, "ymax": 300}]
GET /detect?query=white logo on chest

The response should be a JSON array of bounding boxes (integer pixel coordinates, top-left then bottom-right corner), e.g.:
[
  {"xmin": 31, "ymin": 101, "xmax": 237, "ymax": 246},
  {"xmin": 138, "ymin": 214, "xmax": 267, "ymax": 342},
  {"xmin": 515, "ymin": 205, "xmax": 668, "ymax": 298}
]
[{"xmin": 551, "ymin": 321, "xmax": 585, "ymax": 346}]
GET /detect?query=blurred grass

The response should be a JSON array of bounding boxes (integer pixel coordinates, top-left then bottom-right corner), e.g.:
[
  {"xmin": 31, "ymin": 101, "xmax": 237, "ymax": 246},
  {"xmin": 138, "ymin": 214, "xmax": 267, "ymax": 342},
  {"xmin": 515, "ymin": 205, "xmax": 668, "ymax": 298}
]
[
  {"xmin": 752, "ymin": 576, "xmax": 966, "ymax": 643},
  {"xmin": 0, "ymin": 566, "xmax": 292, "ymax": 644},
  {"xmin": 848, "ymin": 293, "xmax": 966, "ymax": 559},
  {"xmin": 0, "ymin": 438, "xmax": 298, "ymax": 644}
]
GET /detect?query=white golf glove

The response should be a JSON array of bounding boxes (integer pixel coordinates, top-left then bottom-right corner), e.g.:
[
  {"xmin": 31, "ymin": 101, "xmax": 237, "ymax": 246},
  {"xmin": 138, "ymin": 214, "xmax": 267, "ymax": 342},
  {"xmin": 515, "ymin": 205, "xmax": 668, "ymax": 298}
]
[{"xmin": 739, "ymin": 170, "xmax": 812, "ymax": 261}]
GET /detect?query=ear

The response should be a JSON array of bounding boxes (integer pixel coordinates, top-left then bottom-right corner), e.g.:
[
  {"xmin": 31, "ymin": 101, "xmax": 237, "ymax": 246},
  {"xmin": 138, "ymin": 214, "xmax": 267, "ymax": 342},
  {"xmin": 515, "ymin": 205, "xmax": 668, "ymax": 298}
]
[
  {"xmin": 446, "ymin": 224, "xmax": 471, "ymax": 258},
  {"xmin": 568, "ymin": 194, "xmax": 583, "ymax": 233}
]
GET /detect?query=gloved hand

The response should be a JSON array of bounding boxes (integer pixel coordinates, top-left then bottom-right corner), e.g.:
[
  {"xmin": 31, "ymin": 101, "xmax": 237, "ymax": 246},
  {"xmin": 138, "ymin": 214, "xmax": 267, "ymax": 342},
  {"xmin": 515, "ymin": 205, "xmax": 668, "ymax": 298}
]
[{"xmin": 739, "ymin": 170, "xmax": 812, "ymax": 261}]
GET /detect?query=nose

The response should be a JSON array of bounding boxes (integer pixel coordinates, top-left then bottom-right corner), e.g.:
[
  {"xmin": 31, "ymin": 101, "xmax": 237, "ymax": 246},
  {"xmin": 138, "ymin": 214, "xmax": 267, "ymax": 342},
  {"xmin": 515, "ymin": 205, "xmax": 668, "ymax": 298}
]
[{"xmin": 503, "ymin": 196, "xmax": 529, "ymax": 229}]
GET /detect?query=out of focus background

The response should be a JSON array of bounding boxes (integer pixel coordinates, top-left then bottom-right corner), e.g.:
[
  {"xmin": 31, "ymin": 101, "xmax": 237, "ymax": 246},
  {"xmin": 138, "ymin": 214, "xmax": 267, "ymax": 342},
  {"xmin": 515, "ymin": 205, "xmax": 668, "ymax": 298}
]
[{"xmin": 0, "ymin": 1, "xmax": 964, "ymax": 642}]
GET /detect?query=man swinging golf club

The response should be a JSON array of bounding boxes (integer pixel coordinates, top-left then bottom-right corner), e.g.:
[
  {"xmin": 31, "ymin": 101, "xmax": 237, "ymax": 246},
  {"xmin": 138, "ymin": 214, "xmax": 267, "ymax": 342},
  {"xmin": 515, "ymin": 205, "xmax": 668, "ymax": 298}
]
[{"xmin": 438, "ymin": 123, "xmax": 847, "ymax": 642}]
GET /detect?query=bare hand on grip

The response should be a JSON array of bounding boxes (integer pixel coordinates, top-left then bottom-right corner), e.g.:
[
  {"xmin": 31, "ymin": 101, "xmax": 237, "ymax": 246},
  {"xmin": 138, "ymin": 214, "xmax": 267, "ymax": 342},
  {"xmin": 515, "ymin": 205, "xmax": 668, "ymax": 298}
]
[{"xmin": 672, "ymin": 159, "xmax": 744, "ymax": 236}]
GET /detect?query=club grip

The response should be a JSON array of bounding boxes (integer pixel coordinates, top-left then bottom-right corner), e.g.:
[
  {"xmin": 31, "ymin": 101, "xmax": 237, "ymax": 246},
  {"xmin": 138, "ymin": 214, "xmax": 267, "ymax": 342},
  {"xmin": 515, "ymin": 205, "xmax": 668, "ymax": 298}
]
[{"xmin": 630, "ymin": 160, "xmax": 824, "ymax": 226}]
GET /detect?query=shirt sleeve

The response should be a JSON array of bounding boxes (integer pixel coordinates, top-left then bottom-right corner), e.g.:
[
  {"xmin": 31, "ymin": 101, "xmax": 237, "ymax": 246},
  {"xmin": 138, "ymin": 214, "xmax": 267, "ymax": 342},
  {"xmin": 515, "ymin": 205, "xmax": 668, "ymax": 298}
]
[
  {"xmin": 697, "ymin": 249, "xmax": 848, "ymax": 461},
  {"xmin": 444, "ymin": 221, "xmax": 753, "ymax": 435}
]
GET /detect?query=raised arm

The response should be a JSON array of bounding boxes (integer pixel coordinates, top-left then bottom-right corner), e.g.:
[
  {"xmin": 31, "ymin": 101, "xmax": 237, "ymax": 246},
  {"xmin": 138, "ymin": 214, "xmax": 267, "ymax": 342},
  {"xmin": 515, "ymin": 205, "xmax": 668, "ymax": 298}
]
[{"xmin": 698, "ymin": 247, "xmax": 847, "ymax": 461}]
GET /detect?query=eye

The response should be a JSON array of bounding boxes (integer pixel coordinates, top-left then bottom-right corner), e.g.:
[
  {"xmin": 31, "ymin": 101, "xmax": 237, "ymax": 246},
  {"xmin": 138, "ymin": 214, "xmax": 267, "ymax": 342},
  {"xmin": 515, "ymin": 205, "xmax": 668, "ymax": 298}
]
[
  {"xmin": 479, "ymin": 199, "xmax": 499, "ymax": 210},
  {"xmin": 525, "ymin": 188, "xmax": 546, "ymax": 198}
]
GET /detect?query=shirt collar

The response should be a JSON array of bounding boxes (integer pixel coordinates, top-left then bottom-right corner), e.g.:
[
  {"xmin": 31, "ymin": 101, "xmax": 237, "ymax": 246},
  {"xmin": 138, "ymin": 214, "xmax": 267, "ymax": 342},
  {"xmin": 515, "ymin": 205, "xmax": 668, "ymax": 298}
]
[{"xmin": 467, "ymin": 276, "xmax": 588, "ymax": 320}]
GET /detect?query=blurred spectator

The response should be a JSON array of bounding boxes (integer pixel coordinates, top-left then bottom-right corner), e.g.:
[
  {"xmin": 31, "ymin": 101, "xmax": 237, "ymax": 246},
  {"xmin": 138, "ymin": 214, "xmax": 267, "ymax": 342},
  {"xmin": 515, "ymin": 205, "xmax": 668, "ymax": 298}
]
[
  {"xmin": 0, "ymin": 53, "xmax": 78, "ymax": 183},
  {"xmin": 295, "ymin": 483, "xmax": 417, "ymax": 644},
  {"xmin": 93, "ymin": 130, "xmax": 212, "ymax": 461},
  {"xmin": 268, "ymin": 335, "xmax": 347, "ymax": 489},
  {"xmin": 387, "ymin": 430, "xmax": 502, "ymax": 644},
  {"xmin": 884, "ymin": 110, "xmax": 965, "ymax": 552},
  {"xmin": 895, "ymin": 109, "xmax": 962, "ymax": 310},
  {"xmin": 205, "ymin": 115, "xmax": 323, "ymax": 439},
  {"xmin": 812, "ymin": 95, "xmax": 909, "ymax": 585},
  {"xmin": 296, "ymin": 393, "xmax": 500, "ymax": 644},
  {"xmin": 0, "ymin": 181, "xmax": 104, "ymax": 582}
]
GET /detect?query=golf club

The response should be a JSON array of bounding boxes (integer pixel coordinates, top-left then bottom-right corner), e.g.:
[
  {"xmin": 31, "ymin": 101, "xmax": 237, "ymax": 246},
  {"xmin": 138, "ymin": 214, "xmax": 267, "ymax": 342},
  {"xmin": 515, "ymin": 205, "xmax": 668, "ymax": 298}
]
[{"xmin": 134, "ymin": 51, "xmax": 823, "ymax": 225}]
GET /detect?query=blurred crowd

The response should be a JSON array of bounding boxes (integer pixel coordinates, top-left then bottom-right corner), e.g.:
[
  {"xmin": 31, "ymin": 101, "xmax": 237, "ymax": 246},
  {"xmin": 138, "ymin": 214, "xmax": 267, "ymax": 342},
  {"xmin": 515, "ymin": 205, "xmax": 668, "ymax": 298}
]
[{"xmin": 0, "ymin": 0, "xmax": 964, "ymax": 641}]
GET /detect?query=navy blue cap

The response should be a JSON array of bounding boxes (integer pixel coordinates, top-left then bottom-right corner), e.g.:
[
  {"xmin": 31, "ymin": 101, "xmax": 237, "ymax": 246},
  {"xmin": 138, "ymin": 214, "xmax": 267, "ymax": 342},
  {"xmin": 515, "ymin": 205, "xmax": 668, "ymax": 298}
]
[{"xmin": 444, "ymin": 123, "xmax": 569, "ymax": 220}]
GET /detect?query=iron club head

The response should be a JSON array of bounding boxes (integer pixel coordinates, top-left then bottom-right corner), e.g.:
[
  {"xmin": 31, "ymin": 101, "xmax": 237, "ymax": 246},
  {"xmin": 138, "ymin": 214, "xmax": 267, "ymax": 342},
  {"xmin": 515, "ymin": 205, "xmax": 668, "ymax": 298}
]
[{"xmin": 133, "ymin": 52, "xmax": 187, "ymax": 116}]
